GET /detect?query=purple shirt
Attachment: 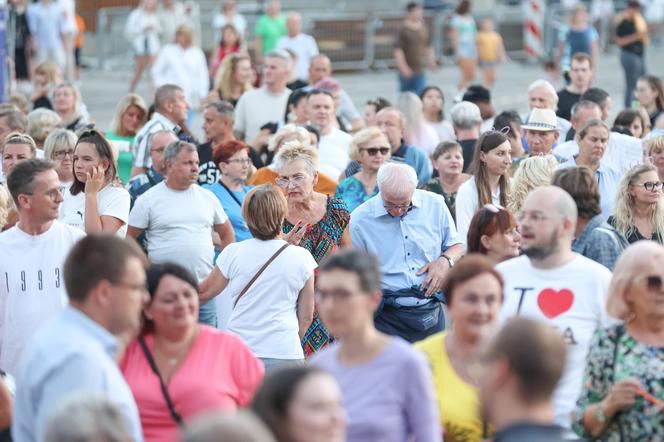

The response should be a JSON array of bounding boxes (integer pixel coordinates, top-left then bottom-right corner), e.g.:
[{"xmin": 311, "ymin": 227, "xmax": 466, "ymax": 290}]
[{"xmin": 311, "ymin": 338, "xmax": 442, "ymax": 442}]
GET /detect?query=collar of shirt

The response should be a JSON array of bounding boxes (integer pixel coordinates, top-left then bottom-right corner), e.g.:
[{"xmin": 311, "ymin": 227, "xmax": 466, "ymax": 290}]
[
  {"xmin": 151, "ymin": 111, "xmax": 180, "ymax": 134},
  {"xmin": 392, "ymin": 142, "xmax": 409, "ymax": 158},
  {"xmin": 62, "ymin": 306, "xmax": 118, "ymax": 357},
  {"xmin": 372, "ymin": 190, "xmax": 423, "ymax": 218}
]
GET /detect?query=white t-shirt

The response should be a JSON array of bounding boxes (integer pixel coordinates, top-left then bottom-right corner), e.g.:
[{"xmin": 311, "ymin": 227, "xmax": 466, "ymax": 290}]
[
  {"xmin": 234, "ymin": 87, "xmax": 291, "ymax": 142},
  {"xmin": 553, "ymin": 132, "xmax": 643, "ymax": 173},
  {"xmin": 151, "ymin": 43, "xmax": 210, "ymax": 106},
  {"xmin": 455, "ymin": 176, "xmax": 502, "ymax": 247},
  {"xmin": 218, "ymin": 239, "xmax": 316, "ymax": 359},
  {"xmin": 496, "ymin": 254, "xmax": 613, "ymax": 434},
  {"xmin": 318, "ymin": 128, "xmax": 352, "ymax": 179},
  {"xmin": 276, "ymin": 33, "xmax": 319, "ymax": 80},
  {"xmin": 60, "ymin": 186, "xmax": 130, "ymax": 238},
  {"xmin": 0, "ymin": 221, "xmax": 85, "ymax": 376},
  {"xmin": 128, "ymin": 182, "xmax": 228, "ymax": 281}
]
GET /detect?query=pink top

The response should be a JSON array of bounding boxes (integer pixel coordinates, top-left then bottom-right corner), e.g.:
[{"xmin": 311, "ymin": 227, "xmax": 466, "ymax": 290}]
[{"xmin": 120, "ymin": 325, "xmax": 264, "ymax": 442}]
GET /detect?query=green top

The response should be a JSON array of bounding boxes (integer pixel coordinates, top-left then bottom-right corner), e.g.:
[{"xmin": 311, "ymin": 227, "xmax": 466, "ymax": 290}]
[
  {"xmin": 255, "ymin": 14, "xmax": 287, "ymax": 55},
  {"xmin": 105, "ymin": 131, "xmax": 134, "ymax": 185}
]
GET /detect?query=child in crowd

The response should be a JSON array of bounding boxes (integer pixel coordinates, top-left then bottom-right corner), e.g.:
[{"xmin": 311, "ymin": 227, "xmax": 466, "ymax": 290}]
[{"xmin": 476, "ymin": 18, "xmax": 506, "ymax": 89}]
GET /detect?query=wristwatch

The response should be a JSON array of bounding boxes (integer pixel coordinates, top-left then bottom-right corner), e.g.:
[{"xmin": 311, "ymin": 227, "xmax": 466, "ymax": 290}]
[{"xmin": 440, "ymin": 254, "xmax": 454, "ymax": 267}]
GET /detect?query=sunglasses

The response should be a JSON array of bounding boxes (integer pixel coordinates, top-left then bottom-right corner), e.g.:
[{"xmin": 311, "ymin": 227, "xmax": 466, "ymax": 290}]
[{"xmin": 361, "ymin": 147, "xmax": 390, "ymax": 156}]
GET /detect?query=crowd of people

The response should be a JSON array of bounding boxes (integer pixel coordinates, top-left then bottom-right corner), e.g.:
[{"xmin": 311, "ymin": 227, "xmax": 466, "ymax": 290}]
[{"xmin": 0, "ymin": 0, "xmax": 664, "ymax": 441}]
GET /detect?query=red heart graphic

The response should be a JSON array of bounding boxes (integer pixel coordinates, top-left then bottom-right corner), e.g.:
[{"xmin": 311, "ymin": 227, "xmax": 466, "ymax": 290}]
[{"xmin": 537, "ymin": 289, "xmax": 574, "ymax": 319}]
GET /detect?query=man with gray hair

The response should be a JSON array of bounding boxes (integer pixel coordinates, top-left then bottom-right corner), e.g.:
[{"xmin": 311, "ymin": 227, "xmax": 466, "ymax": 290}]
[
  {"xmin": 0, "ymin": 159, "xmax": 84, "ymax": 376},
  {"xmin": 350, "ymin": 162, "xmax": 463, "ymax": 342},
  {"xmin": 128, "ymin": 141, "xmax": 235, "ymax": 326},
  {"xmin": 497, "ymin": 186, "xmax": 612, "ymax": 438},
  {"xmin": 44, "ymin": 393, "xmax": 133, "ymax": 442},
  {"xmin": 276, "ymin": 12, "xmax": 319, "ymax": 82},
  {"xmin": 526, "ymin": 79, "xmax": 571, "ymax": 141},
  {"xmin": 130, "ymin": 84, "xmax": 190, "ymax": 177},
  {"xmin": 126, "ymin": 129, "xmax": 178, "ymax": 207},
  {"xmin": 450, "ymin": 101, "xmax": 481, "ymax": 172},
  {"xmin": 234, "ymin": 50, "xmax": 292, "ymax": 143}
]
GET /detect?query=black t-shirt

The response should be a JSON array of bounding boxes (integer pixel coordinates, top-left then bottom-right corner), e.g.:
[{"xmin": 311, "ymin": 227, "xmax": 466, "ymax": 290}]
[
  {"xmin": 607, "ymin": 215, "xmax": 664, "ymax": 244},
  {"xmin": 616, "ymin": 18, "xmax": 644, "ymax": 56},
  {"xmin": 459, "ymin": 138, "xmax": 477, "ymax": 173},
  {"xmin": 556, "ymin": 89, "xmax": 582, "ymax": 121},
  {"xmin": 197, "ymin": 141, "xmax": 265, "ymax": 185}
]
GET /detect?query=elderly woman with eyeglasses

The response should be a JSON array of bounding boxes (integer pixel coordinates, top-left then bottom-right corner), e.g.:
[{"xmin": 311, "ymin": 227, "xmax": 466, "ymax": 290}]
[
  {"xmin": 334, "ymin": 127, "xmax": 390, "ymax": 212},
  {"xmin": 572, "ymin": 241, "xmax": 664, "ymax": 441},
  {"xmin": 607, "ymin": 164, "xmax": 664, "ymax": 244},
  {"xmin": 275, "ymin": 141, "xmax": 350, "ymax": 357},
  {"xmin": 43, "ymin": 129, "xmax": 78, "ymax": 192}
]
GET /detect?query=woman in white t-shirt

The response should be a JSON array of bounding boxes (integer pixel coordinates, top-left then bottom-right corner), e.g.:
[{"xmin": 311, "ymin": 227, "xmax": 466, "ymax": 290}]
[
  {"xmin": 199, "ymin": 184, "xmax": 316, "ymax": 371},
  {"xmin": 60, "ymin": 129, "xmax": 130, "ymax": 237},
  {"xmin": 456, "ymin": 131, "xmax": 512, "ymax": 246}
]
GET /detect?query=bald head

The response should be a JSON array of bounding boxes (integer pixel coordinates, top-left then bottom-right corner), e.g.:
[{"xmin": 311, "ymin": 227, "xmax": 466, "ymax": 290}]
[
  {"xmin": 286, "ymin": 12, "xmax": 302, "ymax": 36},
  {"xmin": 309, "ymin": 55, "xmax": 332, "ymax": 84},
  {"xmin": 528, "ymin": 186, "xmax": 577, "ymax": 225}
]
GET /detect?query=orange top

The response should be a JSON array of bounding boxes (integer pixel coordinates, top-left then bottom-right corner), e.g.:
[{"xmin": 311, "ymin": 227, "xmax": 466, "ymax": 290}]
[
  {"xmin": 250, "ymin": 167, "xmax": 338, "ymax": 196},
  {"xmin": 75, "ymin": 15, "xmax": 86, "ymax": 48}
]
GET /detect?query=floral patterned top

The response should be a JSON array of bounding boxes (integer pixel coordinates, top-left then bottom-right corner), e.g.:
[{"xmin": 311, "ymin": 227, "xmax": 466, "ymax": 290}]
[
  {"xmin": 334, "ymin": 176, "xmax": 378, "ymax": 213},
  {"xmin": 421, "ymin": 178, "xmax": 459, "ymax": 222},
  {"xmin": 283, "ymin": 197, "xmax": 350, "ymax": 357},
  {"xmin": 572, "ymin": 324, "xmax": 664, "ymax": 441}
]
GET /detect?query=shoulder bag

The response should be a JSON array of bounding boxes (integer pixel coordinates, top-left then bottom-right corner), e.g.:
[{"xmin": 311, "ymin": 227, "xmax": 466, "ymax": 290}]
[{"xmin": 233, "ymin": 243, "xmax": 289, "ymax": 309}]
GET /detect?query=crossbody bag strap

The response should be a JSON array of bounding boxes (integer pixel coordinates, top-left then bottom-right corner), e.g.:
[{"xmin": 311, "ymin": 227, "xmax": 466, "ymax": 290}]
[
  {"xmin": 138, "ymin": 337, "xmax": 185, "ymax": 428},
  {"xmin": 218, "ymin": 181, "xmax": 243, "ymax": 207},
  {"xmin": 234, "ymin": 243, "xmax": 289, "ymax": 308}
]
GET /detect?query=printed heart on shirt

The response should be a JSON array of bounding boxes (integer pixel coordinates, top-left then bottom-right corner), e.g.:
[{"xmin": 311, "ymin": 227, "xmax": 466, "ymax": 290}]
[{"xmin": 537, "ymin": 289, "xmax": 574, "ymax": 319}]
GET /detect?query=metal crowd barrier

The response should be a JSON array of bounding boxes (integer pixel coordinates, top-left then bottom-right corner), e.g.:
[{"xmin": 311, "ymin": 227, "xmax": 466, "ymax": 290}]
[{"xmin": 92, "ymin": 5, "xmax": 545, "ymax": 72}]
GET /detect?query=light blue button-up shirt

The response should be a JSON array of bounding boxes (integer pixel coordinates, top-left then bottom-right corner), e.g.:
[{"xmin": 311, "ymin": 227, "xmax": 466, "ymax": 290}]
[
  {"xmin": 12, "ymin": 307, "xmax": 143, "ymax": 442},
  {"xmin": 558, "ymin": 157, "xmax": 622, "ymax": 218},
  {"xmin": 350, "ymin": 189, "xmax": 462, "ymax": 292}
]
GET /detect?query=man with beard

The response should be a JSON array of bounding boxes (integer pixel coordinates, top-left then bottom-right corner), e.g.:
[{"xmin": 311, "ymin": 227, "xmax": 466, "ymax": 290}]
[
  {"xmin": 127, "ymin": 141, "xmax": 234, "ymax": 327},
  {"xmin": 496, "ymin": 186, "xmax": 612, "ymax": 440}
]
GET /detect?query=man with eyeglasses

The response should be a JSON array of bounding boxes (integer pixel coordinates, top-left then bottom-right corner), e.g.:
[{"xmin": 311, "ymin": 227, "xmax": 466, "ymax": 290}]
[
  {"xmin": 12, "ymin": 235, "xmax": 147, "ymax": 442},
  {"xmin": 126, "ymin": 129, "xmax": 177, "ymax": 208},
  {"xmin": 496, "ymin": 186, "xmax": 613, "ymax": 439},
  {"xmin": 350, "ymin": 163, "xmax": 462, "ymax": 342},
  {"xmin": 127, "ymin": 141, "xmax": 235, "ymax": 327},
  {"xmin": 0, "ymin": 159, "xmax": 84, "ymax": 376}
]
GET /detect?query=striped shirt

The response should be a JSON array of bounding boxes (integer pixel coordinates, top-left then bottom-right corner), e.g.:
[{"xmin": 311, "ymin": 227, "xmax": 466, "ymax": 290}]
[{"xmin": 131, "ymin": 112, "xmax": 179, "ymax": 169}]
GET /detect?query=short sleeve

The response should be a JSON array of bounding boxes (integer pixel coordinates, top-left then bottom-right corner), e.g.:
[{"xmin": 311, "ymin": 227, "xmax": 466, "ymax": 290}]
[
  {"xmin": 217, "ymin": 242, "xmax": 237, "ymax": 278},
  {"xmin": 403, "ymin": 350, "xmax": 443, "ymax": 442},
  {"xmin": 254, "ymin": 16, "xmax": 266, "ymax": 37},
  {"xmin": 207, "ymin": 190, "xmax": 229, "ymax": 225},
  {"xmin": 127, "ymin": 189, "xmax": 151, "ymax": 229},
  {"xmin": 296, "ymin": 246, "xmax": 318, "ymax": 282},
  {"xmin": 590, "ymin": 26, "xmax": 599, "ymax": 41},
  {"xmin": 233, "ymin": 94, "xmax": 247, "ymax": 135},
  {"xmin": 100, "ymin": 187, "xmax": 130, "ymax": 224},
  {"xmin": 454, "ymin": 180, "xmax": 476, "ymax": 246}
]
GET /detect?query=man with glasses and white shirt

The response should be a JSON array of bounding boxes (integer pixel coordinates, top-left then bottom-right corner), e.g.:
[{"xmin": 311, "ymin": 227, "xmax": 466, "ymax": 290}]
[
  {"xmin": 350, "ymin": 163, "xmax": 463, "ymax": 342},
  {"xmin": 496, "ymin": 186, "xmax": 612, "ymax": 440},
  {"xmin": 0, "ymin": 159, "xmax": 84, "ymax": 376}
]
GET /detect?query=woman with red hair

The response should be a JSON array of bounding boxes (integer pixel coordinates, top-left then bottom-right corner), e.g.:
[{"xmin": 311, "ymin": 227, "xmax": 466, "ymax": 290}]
[
  {"xmin": 466, "ymin": 204, "xmax": 520, "ymax": 263},
  {"xmin": 203, "ymin": 140, "xmax": 254, "ymax": 242}
]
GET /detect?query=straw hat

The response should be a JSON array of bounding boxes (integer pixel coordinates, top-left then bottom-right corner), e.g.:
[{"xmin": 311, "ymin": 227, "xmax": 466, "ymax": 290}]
[{"xmin": 522, "ymin": 108, "xmax": 558, "ymax": 132}]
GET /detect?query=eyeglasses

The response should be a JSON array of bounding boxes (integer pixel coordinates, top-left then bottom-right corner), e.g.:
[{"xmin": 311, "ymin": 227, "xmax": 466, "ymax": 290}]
[
  {"xmin": 360, "ymin": 147, "xmax": 390, "ymax": 156},
  {"xmin": 114, "ymin": 281, "xmax": 149, "ymax": 295},
  {"xmin": 226, "ymin": 158, "xmax": 251, "ymax": 165},
  {"xmin": 384, "ymin": 202, "xmax": 413, "ymax": 217},
  {"xmin": 516, "ymin": 210, "xmax": 560, "ymax": 223},
  {"xmin": 315, "ymin": 289, "xmax": 360, "ymax": 303},
  {"xmin": 634, "ymin": 181, "xmax": 663, "ymax": 191},
  {"xmin": 23, "ymin": 188, "xmax": 64, "ymax": 200},
  {"xmin": 276, "ymin": 174, "xmax": 307, "ymax": 188},
  {"xmin": 53, "ymin": 149, "xmax": 74, "ymax": 159}
]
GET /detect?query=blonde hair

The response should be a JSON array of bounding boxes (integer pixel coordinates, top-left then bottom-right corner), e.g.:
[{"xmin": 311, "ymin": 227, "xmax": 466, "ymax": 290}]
[
  {"xmin": 267, "ymin": 124, "xmax": 311, "ymax": 152},
  {"xmin": 43, "ymin": 129, "xmax": 78, "ymax": 160},
  {"xmin": 27, "ymin": 109, "xmax": 61, "ymax": 148},
  {"xmin": 508, "ymin": 155, "xmax": 560, "ymax": 213},
  {"xmin": 612, "ymin": 163, "xmax": 664, "ymax": 239},
  {"xmin": 53, "ymin": 83, "xmax": 83, "ymax": 122},
  {"xmin": 348, "ymin": 127, "xmax": 390, "ymax": 162},
  {"xmin": 274, "ymin": 141, "xmax": 319, "ymax": 176},
  {"xmin": 0, "ymin": 184, "xmax": 10, "ymax": 229},
  {"xmin": 607, "ymin": 241, "xmax": 664, "ymax": 320},
  {"xmin": 108, "ymin": 94, "xmax": 148, "ymax": 136},
  {"xmin": 212, "ymin": 54, "xmax": 253, "ymax": 102},
  {"xmin": 242, "ymin": 184, "xmax": 288, "ymax": 240},
  {"xmin": 34, "ymin": 62, "xmax": 62, "ymax": 87},
  {"xmin": 645, "ymin": 135, "xmax": 664, "ymax": 158}
]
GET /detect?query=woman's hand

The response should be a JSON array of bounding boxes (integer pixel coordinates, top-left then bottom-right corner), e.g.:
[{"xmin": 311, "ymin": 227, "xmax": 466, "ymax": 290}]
[
  {"xmin": 602, "ymin": 379, "xmax": 641, "ymax": 418},
  {"xmin": 84, "ymin": 166, "xmax": 105, "ymax": 195},
  {"xmin": 284, "ymin": 220, "xmax": 308, "ymax": 246}
]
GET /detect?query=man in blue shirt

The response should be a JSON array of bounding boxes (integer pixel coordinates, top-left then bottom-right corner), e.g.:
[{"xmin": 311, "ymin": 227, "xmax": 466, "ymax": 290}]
[
  {"xmin": 12, "ymin": 235, "xmax": 148, "ymax": 442},
  {"xmin": 350, "ymin": 163, "xmax": 463, "ymax": 342}
]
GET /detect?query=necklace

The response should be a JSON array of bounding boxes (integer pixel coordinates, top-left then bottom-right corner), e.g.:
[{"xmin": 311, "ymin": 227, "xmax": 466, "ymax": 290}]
[{"xmin": 154, "ymin": 328, "xmax": 199, "ymax": 369}]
